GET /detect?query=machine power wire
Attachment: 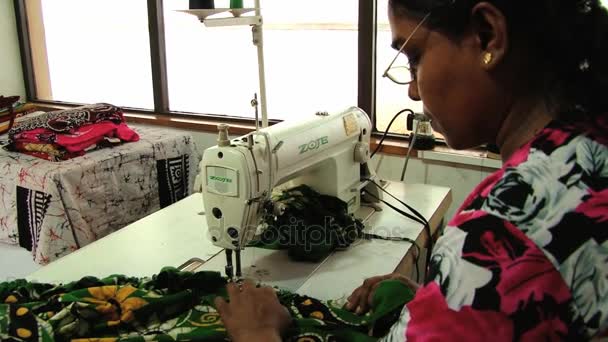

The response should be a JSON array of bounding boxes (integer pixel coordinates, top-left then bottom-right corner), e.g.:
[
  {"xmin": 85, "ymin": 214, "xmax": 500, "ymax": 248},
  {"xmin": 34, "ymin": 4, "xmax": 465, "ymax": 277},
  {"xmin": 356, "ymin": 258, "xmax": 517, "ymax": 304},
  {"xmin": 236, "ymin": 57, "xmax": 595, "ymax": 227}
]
[
  {"xmin": 400, "ymin": 122, "xmax": 420, "ymax": 182},
  {"xmin": 365, "ymin": 191, "xmax": 425, "ymax": 226},
  {"xmin": 364, "ymin": 179, "xmax": 433, "ymax": 281},
  {"xmin": 361, "ymin": 232, "xmax": 421, "ymax": 283},
  {"xmin": 363, "ymin": 191, "xmax": 423, "ymax": 282},
  {"xmin": 371, "ymin": 108, "xmax": 415, "ymax": 158}
]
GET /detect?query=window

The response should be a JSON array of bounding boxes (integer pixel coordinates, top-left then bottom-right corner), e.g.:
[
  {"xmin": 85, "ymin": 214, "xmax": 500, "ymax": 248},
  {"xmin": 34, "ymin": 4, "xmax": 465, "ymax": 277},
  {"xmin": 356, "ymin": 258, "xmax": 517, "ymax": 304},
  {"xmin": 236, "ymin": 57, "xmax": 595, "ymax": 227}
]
[
  {"xmin": 28, "ymin": 0, "xmax": 154, "ymax": 109},
  {"xmin": 18, "ymin": 1, "xmax": 391, "ymax": 135},
  {"xmin": 375, "ymin": 0, "xmax": 423, "ymax": 134},
  {"xmin": 164, "ymin": 0, "xmax": 358, "ymax": 120}
]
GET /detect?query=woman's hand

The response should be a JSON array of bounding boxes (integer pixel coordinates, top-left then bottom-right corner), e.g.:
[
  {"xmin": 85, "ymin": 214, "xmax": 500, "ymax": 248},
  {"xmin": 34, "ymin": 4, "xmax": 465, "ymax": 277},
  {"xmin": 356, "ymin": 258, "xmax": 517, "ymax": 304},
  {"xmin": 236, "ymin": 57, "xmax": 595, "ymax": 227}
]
[
  {"xmin": 345, "ymin": 273, "xmax": 419, "ymax": 315},
  {"xmin": 214, "ymin": 280, "xmax": 292, "ymax": 342}
]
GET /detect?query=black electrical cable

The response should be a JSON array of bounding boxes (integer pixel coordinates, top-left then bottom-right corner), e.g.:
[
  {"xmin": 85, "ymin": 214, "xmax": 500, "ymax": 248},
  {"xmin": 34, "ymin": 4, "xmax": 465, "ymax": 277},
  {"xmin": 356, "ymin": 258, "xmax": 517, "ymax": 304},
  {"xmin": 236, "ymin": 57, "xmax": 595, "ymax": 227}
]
[
  {"xmin": 364, "ymin": 180, "xmax": 433, "ymax": 281},
  {"xmin": 361, "ymin": 232, "xmax": 421, "ymax": 283},
  {"xmin": 365, "ymin": 191, "xmax": 425, "ymax": 226},
  {"xmin": 363, "ymin": 192, "xmax": 425, "ymax": 282},
  {"xmin": 367, "ymin": 179, "xmax": 429, "ymax": 227},
  {"xmin": 371, "ymin": 108, "xmax": 415, "ymax": 158},
  {"xmin": 365, "ymin": 180, "xmax": 432, "ymax": 255}
]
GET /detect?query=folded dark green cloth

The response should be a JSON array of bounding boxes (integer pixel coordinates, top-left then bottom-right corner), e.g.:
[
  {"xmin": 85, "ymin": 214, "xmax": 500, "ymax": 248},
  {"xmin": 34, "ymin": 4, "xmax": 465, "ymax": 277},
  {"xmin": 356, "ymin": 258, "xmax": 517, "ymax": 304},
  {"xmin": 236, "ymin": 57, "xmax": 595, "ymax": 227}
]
[{"xmin": 0, "ymin": 268, "xmax": 414, "ymax": 341}]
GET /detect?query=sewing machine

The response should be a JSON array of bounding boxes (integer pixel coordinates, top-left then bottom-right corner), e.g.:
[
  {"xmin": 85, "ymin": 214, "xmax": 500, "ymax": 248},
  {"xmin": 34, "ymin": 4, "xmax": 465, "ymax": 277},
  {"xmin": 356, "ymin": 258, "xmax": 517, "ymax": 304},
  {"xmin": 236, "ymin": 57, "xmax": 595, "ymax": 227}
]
[
  {"xmin": 199, "ymin": 107, "xmax": 382, "ymax": 280},
  {"xmin": 26, "ymin": 105, "xmax": 452, "ymax": 288}
]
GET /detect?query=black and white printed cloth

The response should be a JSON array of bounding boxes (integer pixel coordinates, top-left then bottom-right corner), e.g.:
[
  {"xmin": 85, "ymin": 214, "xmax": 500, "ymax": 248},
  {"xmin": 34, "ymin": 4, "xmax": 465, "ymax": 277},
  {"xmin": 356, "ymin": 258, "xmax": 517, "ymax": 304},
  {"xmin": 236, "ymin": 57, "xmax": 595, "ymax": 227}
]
[{"xmin": 0, "ymin": 125, "xmax": 200, "ymax": 265}]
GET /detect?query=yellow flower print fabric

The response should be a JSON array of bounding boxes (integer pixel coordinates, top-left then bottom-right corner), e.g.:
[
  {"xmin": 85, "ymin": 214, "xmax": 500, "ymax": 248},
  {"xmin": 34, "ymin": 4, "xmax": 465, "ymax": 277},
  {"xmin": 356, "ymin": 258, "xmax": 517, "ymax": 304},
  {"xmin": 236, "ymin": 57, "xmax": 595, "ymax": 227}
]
[{"xmin": 0, "ymin": 267, "xmax": 413, "ymax": 341}]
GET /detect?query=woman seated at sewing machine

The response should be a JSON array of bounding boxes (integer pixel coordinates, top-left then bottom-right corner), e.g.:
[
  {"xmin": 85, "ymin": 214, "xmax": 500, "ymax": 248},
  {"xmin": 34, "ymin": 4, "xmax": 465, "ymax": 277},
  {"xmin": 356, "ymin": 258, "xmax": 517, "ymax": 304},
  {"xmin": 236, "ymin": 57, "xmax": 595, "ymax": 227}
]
[{"xmin": 214, "ymin": 0, "xmax": 608, "ymax": 340}]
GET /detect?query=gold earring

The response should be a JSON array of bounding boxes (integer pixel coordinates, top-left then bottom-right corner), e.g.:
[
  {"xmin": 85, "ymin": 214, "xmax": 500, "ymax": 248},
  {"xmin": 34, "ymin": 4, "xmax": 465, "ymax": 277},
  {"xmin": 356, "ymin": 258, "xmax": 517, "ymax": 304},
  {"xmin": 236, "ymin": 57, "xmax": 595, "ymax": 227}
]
[{"xmin": 483, "ymin": 52, "xmax": 493, "ymax": 65}]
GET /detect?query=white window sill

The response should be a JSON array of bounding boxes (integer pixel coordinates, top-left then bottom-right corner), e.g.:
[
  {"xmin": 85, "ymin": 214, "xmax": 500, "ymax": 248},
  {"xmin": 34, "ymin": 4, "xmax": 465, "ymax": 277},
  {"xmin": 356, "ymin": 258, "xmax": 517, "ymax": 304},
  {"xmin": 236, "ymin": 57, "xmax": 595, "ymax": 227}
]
[{"xmin": 418, "ymin": 150, "xmax": 502, "ymax": 169}]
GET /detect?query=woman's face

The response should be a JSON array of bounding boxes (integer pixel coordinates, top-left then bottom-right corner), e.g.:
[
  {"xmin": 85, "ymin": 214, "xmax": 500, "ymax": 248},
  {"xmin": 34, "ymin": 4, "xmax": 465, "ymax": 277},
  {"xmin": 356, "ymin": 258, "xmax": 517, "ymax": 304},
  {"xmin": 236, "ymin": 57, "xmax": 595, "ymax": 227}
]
[{"xmin": 388, "ymin": 7, "xmax": 507, "ymax": 149}]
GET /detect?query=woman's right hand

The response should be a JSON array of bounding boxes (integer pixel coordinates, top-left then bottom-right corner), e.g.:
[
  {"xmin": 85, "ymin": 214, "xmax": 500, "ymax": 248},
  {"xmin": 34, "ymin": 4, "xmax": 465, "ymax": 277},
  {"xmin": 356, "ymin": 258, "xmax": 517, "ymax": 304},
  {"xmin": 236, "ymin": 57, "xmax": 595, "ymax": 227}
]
[{"xmin": 345, "ymin": 273, "xmax": 419, "ymax": 315}]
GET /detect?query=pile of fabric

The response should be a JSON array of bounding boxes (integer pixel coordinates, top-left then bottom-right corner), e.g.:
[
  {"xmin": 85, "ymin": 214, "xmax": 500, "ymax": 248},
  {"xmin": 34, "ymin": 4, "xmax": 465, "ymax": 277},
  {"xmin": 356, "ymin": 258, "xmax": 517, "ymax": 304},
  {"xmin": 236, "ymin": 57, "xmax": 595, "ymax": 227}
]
[
  {"xmin": 252, "ymin": 185, "xmax": 365, "ymax": 262},
  {"xmin": 3, "ymin": 102, "xmax": 139, "ymax": 161},
  {"xmin": 0, "ymin": 268, "xmax": 414, "ymax": 341}
]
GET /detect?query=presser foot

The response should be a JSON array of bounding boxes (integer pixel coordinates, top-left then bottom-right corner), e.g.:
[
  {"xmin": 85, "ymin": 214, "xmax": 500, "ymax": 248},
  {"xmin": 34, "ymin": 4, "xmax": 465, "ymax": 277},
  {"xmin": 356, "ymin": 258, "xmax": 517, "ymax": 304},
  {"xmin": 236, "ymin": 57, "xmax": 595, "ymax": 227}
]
[{"xmin": 224, "ymin": 249, "xmax": 243, "ymax": 284}]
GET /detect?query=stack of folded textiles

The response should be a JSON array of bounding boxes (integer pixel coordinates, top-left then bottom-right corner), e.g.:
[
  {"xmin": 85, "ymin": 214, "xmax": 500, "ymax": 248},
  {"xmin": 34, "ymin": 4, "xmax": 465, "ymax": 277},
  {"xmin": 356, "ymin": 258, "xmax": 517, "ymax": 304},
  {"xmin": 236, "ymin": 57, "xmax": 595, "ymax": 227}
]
[{"xmin": 5, "ymin": 103, "xmax": 140, "ymax": 161}]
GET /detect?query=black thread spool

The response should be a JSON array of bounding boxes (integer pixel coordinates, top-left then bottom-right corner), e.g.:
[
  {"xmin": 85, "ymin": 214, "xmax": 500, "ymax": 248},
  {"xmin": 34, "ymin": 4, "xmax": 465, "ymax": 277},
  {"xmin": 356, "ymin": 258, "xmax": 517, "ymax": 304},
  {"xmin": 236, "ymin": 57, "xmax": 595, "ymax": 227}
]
[{"xmin": 189, "ymin": 0, "xmax": 214, "ymax": 9}]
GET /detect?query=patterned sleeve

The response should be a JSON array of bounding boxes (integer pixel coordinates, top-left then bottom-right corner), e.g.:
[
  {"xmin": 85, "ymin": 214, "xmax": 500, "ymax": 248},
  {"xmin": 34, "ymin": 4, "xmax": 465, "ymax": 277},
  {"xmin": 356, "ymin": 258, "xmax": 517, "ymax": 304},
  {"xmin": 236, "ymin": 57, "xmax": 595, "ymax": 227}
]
[
  {"xmin": 381, "ymin": 119, "xmax": 608, "ymax": 341},
  {"xmin": 381, "ymin": 213, "xmax": 577, "ymax": 341}
]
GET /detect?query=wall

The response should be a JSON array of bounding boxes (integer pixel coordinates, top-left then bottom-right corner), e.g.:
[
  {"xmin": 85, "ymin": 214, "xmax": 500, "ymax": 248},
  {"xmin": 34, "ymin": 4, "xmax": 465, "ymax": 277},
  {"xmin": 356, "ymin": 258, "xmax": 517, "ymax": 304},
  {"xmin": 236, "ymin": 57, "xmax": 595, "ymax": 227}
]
[
  {"xmin": 371, "ymin": 153, "xmax": 496, "ymax": 220},
  {"xmin": 0, "ymin": 0, "xmax": 26, "ymax": 99}
]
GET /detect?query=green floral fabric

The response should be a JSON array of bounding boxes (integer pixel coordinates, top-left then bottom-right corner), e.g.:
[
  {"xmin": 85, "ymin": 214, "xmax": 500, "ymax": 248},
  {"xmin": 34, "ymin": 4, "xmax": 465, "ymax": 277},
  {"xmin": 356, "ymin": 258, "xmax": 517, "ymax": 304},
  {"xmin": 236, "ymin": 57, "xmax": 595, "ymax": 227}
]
[{"xmin": 0, "ymin": 268, "xmax": 413, "ymax": 342}]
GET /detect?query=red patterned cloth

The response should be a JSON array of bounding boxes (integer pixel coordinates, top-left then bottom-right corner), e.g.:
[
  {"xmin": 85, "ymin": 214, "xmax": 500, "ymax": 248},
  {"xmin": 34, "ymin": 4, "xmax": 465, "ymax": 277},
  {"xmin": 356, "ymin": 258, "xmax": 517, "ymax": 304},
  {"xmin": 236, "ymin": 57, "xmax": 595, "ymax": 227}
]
[
  {"xmin": 13, "ymin": 122, "xmax": 139, "ymax": 153},
  {"xmin": 7, "ymin": 103, "xmax": 139, "ymax": 161},
  {"xmin": 8, "ymin": 103, "xmax": 125, "ymax": 137}
]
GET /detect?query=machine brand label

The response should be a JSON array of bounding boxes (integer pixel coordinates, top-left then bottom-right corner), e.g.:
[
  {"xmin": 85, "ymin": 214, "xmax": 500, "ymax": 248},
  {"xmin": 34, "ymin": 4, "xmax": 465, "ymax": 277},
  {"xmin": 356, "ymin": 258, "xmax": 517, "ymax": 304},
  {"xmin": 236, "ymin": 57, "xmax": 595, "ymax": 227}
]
[
  {"xmin": 299, "ymin": 136, "xmax": 329, "ymax": 154},
  {"xmin": 209, "ymin": 176, "xmax": 233, "ymax": 183}
]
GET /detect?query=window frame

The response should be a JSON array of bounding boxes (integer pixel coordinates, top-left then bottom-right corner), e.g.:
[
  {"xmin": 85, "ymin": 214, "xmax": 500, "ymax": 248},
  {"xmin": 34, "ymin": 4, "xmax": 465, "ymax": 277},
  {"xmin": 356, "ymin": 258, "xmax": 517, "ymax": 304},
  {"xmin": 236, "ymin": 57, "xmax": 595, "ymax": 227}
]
[{"xmin": 13, "ymin": 0, "xmax": 400, "ymax": 136}]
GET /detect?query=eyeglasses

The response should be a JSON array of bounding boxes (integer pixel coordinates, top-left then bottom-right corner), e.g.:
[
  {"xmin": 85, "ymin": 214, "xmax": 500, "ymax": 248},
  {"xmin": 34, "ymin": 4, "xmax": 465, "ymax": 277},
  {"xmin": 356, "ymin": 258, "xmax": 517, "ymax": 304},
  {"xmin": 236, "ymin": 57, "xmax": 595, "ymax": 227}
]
[{"xmin": 382, "ymin": 12, "xmax": 432, "ymax": 85}]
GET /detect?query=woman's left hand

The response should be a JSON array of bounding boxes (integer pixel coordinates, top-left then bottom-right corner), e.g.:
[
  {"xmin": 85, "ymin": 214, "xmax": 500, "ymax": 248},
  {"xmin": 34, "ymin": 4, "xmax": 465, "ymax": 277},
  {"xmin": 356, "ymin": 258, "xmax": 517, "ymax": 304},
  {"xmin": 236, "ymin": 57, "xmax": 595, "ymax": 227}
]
[
  {"xmin": 214, "ymin": 280, "xmax": 292, "ymax": 342},
  {"xmin": 346, "ymin": 273, "xmax": 419, "ymax": 315}
]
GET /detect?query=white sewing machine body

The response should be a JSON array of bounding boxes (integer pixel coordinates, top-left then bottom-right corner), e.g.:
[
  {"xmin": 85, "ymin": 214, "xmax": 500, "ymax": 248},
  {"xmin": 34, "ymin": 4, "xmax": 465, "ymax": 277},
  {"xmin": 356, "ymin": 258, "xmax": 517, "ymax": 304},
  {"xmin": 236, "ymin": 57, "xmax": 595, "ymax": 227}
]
[{"xmin": 200, "ymin": 107, "xmax": 379, "ymax": 251}]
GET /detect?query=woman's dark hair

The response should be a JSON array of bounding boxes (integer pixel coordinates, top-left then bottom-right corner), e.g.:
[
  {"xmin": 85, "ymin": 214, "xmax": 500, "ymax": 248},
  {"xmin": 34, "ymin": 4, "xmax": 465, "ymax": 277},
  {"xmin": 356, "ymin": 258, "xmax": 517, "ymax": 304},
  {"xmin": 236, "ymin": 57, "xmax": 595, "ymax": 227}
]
[{"xmin": 389, "ymin": 0, "xmax": 608, "ymax": 118}]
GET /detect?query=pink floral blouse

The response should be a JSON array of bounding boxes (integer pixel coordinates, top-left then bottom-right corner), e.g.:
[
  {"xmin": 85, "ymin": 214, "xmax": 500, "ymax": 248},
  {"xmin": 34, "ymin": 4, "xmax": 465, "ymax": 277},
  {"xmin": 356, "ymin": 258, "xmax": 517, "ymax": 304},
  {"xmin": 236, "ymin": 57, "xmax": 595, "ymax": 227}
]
[{"xmin": 383, "ymin": 114, "xmax": 608, "ymax": 341}]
